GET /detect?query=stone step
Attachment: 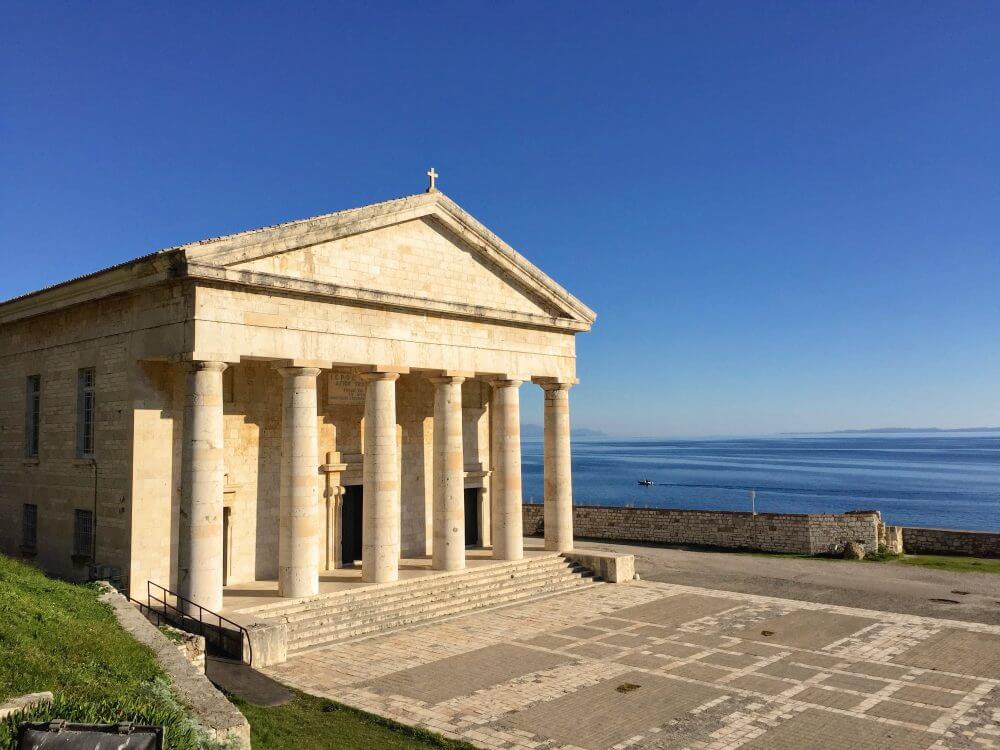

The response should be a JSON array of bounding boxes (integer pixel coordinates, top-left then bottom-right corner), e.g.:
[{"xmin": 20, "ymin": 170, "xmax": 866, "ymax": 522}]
[
  {"xmin": 288, "ymin": 576, "xmax": 596, "ymax": 656},
  {"xmin": 250, "ymin": 554, "xmax": 569, "ymax": 619},
  {"xmin": 287, "ymin": 566, "xmax": 593, "ymax": 636},
  {"xmin": 280, "ymin": 561, "xmax": 588, "ymax": 627}
]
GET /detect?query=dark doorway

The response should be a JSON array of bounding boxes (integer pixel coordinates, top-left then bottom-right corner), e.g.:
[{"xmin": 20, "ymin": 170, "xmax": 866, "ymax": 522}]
[
  {"xmin": 464, "ymin": 488, "xmax": 480, "ymax": 546},
  {"xmin": 222, "ymin": 507, "xmax": 231, "ymax": 586},
  {"xmin": 341, "ymin": 485, "xmax": 363, "ymax": 566}
]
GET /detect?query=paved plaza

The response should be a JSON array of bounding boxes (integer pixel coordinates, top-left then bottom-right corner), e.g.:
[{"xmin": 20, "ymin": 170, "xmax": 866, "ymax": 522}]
[{"xmin": 263, "ymin": 578, "xmax": 1000, "ymax": 749}]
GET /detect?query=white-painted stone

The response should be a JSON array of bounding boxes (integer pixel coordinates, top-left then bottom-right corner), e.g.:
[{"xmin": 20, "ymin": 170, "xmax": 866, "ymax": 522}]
[
  {"xmin": 361, "ymin": 372, "xmax": 401, "ymax": 583},
  {"xmin": 431, "ymin": 376, "xmax": 465, "ymax": 571},
  {"xmin": 179, "ymin": 361, "xmax": 227, "ymax": 612},
  {"xmin": 277, "ymin": 366, "xmax": 321, "ymax": 598},
  {"xmin": 490, "ymin": 380, "xmax": 523, "ymax": 561}
]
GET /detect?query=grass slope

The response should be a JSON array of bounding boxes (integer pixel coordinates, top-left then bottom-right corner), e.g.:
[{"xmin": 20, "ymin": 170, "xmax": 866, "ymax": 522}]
[
  {"xmin": 233, "ymin": 691, "xmax": 473, "ymax": 750},
  {"xmin": 0, "ymin": 556, "xmax": 473, "ymax": 749},
  {"xmin": 0, "ymin": 554, "xmax": 221, "ymax": 749}
]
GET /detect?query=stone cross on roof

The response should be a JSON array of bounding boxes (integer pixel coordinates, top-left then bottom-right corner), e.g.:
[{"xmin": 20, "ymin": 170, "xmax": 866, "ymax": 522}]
[{"xmin": 426, "ymin": 167, "xmax": 439, "ymax": 193}]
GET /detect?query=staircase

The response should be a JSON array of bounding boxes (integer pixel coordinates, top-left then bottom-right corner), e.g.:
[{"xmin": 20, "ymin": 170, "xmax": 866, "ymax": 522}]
[{"xmin": 250, "ymin": 554, "xmax": 596, "ymax": 657}]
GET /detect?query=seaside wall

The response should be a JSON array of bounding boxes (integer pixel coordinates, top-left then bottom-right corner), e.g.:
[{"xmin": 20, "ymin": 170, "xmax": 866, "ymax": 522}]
[
  {"xmin": 901, "ymin": 527, "xmax": 1000, "ymax": 558},
  {"xmin": 522, "ymin": 503, "xmax": 881, "ymax": 555}
]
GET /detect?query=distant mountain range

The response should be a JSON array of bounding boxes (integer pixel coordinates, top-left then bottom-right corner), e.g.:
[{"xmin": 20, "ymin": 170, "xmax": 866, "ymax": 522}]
[
  {"xmin": 521, "ymin": 424, "xmax": 606, "ymax": 438},
  {"xmin": 788, "ymin": 427, "xmax": 1000, "ymax": 435}
]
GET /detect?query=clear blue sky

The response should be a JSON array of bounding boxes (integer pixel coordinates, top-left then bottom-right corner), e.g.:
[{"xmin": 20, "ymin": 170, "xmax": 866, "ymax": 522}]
[{"xmin": 2, "ymin": 2, "xmax": 998, "ymax": 437}]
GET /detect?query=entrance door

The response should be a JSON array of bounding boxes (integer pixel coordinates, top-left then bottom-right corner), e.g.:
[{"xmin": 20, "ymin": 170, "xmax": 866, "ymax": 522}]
[
  {"xmin": 464, "ymin": 488, "xmax": 480, "ymax": 547},
  {"xmin": 341, "ymin": 485, "xmax": 363, "ymax": 566}
]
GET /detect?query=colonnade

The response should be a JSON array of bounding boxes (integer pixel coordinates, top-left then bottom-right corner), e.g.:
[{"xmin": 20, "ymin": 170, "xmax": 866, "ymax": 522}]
[{"xmin": 177, "ymin": 362, "xmax": 575, "ymax": 611}]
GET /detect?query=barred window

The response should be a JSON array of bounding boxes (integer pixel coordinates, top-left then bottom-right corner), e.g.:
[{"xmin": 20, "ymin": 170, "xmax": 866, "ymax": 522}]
[
  {"xmin": 25, "ymin": 375, "xmax": 40, "ymax": 458},
  {"xmin": 73, "ymin": 509, "xmax": 93, "ymax": 558},
  {"xmin": 76, "ymin": 368, "xmax": 95, "ymax": 458},
  {"xmin": 22, "ymin": 504, "xmax": 37, "ymax": 549}
]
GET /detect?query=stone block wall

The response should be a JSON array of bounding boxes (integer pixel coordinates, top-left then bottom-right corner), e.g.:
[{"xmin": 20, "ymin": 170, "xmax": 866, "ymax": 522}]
[
  {"xmin": 901, "ymin": 527, "xmax": 1000, "ymax": 558},
  {"xmin": 0, "ymin": 285, "xmax": 188, "ymax": 585},
  {"xmin": 523, "ymin": 504, "xmax": 881, "ymax": 555}
]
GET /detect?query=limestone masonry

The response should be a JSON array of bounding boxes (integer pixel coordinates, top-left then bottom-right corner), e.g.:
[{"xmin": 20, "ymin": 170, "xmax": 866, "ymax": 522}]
[
  {"xmin": 0, "ymin": 191, "xmax": 594, "ymax": 609},
  {"xmin": 900, "ymin": 526, "xmax": 1000, "ymax": 558},
  {"xmin": 523, "ymin": 504, "xmax": 891, "ymax": 556}
]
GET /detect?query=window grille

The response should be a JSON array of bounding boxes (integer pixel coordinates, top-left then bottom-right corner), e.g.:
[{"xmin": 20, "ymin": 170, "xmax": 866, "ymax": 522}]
[
  {"xmin": 76, "ymin": 368, "xmax": 96, "ymax": 457},
  {"xmin": 25, "ymin": 375, "xmax": 40, "ymax": 458},
  {"xmin": 22, "ymin": 503, "xmax": 37, "ymax": 549},
  {"xmin": 73, "ymin": 509, "xmax": 94, "ymax": 558}
]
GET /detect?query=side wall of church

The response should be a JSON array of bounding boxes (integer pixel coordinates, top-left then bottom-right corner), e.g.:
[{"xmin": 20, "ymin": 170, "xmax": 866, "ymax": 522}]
[{"xmin": 0, "ymin": 284, "xmax": 189, "ymax": 587}]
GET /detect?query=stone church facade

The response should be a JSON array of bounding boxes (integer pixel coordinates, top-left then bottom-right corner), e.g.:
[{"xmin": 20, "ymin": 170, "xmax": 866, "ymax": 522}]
[{"xmin": 0, "ymin": 191, "xmax": 595, "ymax": 611}]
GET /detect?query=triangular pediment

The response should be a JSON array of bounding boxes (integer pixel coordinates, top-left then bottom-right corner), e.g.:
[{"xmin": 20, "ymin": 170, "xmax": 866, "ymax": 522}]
[{"xmin": 180, "ymin": 192, "xmax": 595, "ymax": 329}]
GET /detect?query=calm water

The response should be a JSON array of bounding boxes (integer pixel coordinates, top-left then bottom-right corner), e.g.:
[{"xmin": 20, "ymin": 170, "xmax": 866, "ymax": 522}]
[{"xmin": 521, "ymin": 434, "xmax": 1000, "ymax": 532}]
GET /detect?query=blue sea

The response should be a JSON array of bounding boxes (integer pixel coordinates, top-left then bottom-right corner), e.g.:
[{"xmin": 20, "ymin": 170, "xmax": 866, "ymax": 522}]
[{"xmin": 521, "ymin": 433, "xmax": 1000, "ymax": 532}]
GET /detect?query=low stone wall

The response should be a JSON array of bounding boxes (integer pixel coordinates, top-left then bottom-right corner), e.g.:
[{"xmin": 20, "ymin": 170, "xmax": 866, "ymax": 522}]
[
  {"xmin": 160, "ymin": 624, "xmax": 207, "ymax": 674},
  {"xmin": 901, "ymin": 527, "xmax": 1000, "ymax": 558},
  {"xmin": 99, "ymin": 585, "xmax": 250, "ymax": 747},
  {"xmin": 523, "ymin": 504, "xmax": 881, "ymax": 555}
]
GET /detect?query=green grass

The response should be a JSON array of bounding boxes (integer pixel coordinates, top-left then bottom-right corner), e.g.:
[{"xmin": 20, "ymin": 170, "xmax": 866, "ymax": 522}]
[
  {"xmin": 895, "ymin": 554, "xmax": 1000, "ymax": 574},
  {"xmin": 739, "ymin": 548, "xmax": 1000, "ymax": 573},
  {"xmin": 0, "ymin": 556, "xmax": 473, "ymax": 749},
  {"xmin": 233, "ymin": 691, "xmax": 474, "ymax": 750},
  {"xmin": 159, "ymin": 625, "xmax": 187, "ymax": 644},
  {"xmin": 0, "ymin": 555, "xmax": 231, "ymax": 749}
]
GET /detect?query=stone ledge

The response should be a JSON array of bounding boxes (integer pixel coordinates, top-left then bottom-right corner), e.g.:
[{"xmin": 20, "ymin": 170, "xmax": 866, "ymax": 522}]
[
  {"xmin": 244, "ymin": 619, "xmax": 289, "ymax": 668},
  {"xmin": 0, "ymin": 692, "xmax": 53, "ymax": 721},
  {"xmin": 563, "ymin": 550, "xmax": 635, "ymax": 583},
  {"xmin": 98, "ymin": 584, "xmax": 250, "ymax": 747}
]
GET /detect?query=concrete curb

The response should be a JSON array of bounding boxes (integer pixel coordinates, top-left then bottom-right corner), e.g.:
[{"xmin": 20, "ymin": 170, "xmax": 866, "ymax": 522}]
[{"xmin": 98, "ymin": 584, "xmax": 250, "ymax": 748}]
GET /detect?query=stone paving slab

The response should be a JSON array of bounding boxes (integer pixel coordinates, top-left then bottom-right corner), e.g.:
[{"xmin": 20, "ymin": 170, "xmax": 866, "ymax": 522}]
[
  {"xmin": 504, "ymin": 670, "xmax": 725, "ymax": 749},
  {"xmin": 263, "ymin": 579, "xmax": 1000, "ymax": 750},
  {"xmin": 735, "ymin": 608, "xmax": 879, "ymax": 650},
  {"xmin": 738, "ymin": 708, "xmax": 937, "ymax": 750},
  {"xmin": 363, "ymin": 643, "xmax": 574, "ymax": 704},
  {"xmin": 892, "ymin": 629, "xmax": 1000, "ymax": 679}
]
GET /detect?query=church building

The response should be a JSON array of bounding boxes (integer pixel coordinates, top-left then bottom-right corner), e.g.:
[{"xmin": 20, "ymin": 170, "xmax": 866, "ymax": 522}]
[{"xmin": 0, "ymin": 182, "xmax": 595, "ymax": 613}]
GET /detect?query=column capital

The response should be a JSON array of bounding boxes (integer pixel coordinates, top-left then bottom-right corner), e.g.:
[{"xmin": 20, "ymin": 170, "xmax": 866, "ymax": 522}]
[
  {"xmin": 273, "ymin": 358, "xmax": 329, "ymax": 370},
  {"xmin": 275, "ymin": 365, "xmax": 322, "ymax": 379},
  {"xmin": 359, "ymin": 364, "xmax": 410, "ymax": 375},
  {"xmin": 181, "ymin": 360, "xmax": 229, "ymax": 374},
  {"xmin": 175, "ymin": 352, "xmax": 240, "ymax": 365},
  {"xmin": 488, "ymin": 378, "xmax": 523, "ymax": 389},
  {"xmin": 532, "ymin": 377, "xmax": 577, "ymax": 391},
  {"xmin": 358, "ymin": 371, "xmax": 400, "ymax": 383},
  {"xmin": 428, "ymin": 375, "xmax": 466, "ymax": 386}
]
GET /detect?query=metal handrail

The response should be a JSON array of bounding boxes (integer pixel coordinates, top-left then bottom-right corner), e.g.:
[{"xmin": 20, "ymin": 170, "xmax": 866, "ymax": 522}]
[{"xmin": 145, "ymin": 581, "xmax": 253, "ymax": 666}]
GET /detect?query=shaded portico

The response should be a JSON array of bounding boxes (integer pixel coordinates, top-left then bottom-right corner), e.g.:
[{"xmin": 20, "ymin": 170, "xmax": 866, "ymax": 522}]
[{"xmin": 175, "ymin": 356, "xmax": 578, "ymax": 612}]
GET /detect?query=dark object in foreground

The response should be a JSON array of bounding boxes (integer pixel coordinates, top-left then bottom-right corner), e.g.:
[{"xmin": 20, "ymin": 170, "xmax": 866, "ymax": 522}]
[{"xmin": 17, "ymin": 721, "xmax": 163, "ymax": 749}]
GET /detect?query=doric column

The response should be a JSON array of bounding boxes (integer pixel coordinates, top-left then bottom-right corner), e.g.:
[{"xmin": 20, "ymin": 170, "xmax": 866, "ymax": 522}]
[
  {"xmin": 360, "ymin": 371, "xmax": 400, "ymax": 583},
  {"xmin": 430, "ymin": 375, "xmax": 466, "ymax": 570},
  {"xmin": 276, "ymin": 366, "xmax": 321, "ymax": 598},
  {"xmin": 490, "ymin": 379, "xmax": 523, "ymax": 560},
  {"xmin": 541, "ymin": 381, "xmax": 574, "ymax": 552},
  {"xmin": 179, "ymin": 360, "xmax": 227, "ymax": 612}
]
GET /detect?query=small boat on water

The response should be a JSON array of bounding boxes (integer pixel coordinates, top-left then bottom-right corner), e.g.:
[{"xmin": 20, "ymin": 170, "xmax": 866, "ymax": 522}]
[{"xmin": 638, "ymin": 479, "xmax": 654, "ymax": 486}]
